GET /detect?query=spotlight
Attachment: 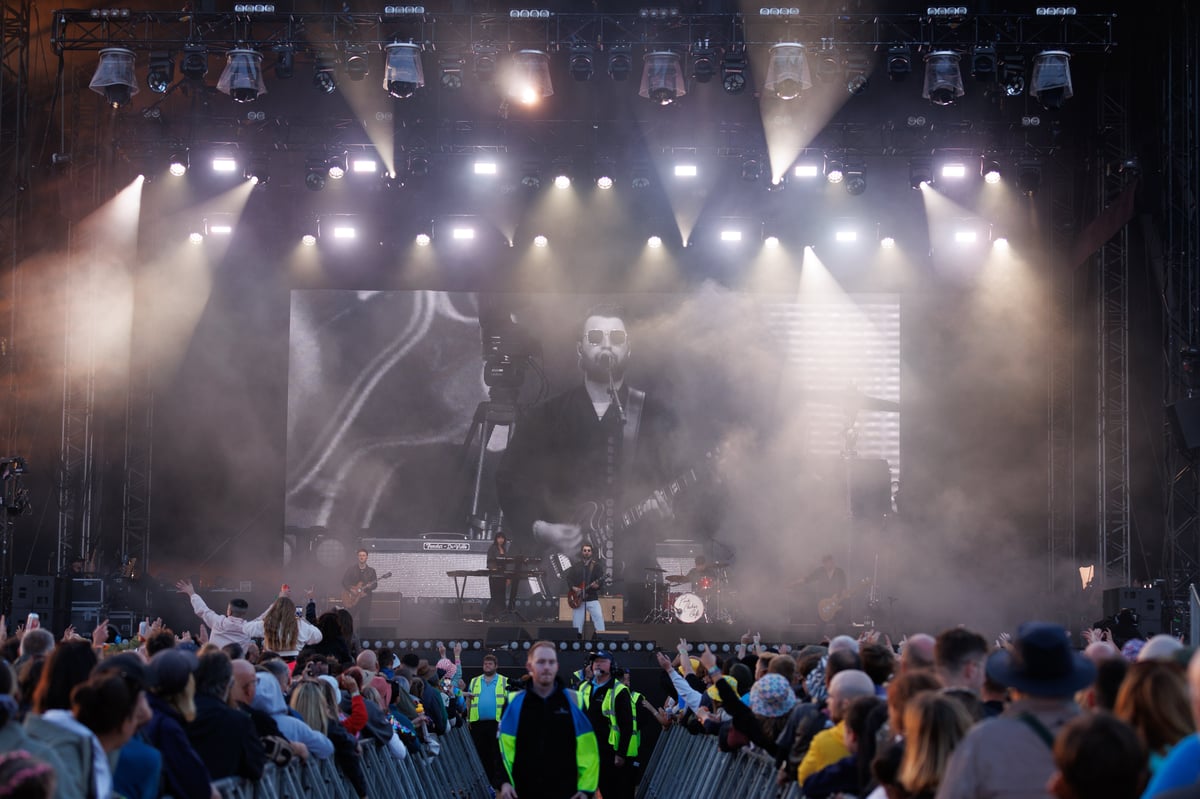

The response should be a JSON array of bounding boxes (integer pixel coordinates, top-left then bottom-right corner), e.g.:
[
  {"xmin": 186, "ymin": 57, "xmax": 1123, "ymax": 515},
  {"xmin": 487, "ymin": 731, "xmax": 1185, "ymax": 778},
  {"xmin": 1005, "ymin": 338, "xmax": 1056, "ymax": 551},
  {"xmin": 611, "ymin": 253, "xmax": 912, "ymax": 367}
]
[
  {"xmin": 301, "ymin": 234, "xmax": 317, "ymax": 247},
  {"xmin": 89, "ymin": 47, "xmax": 138, "ymax": 108},
  {"xmin": 211, "ymin": 155, "xmax": 238, "ymax": 173},
  {"xmin": 607, "ymin": 44, "xmax": 632, "ymax": 81},
  {"xmin": 740, "ymin": 157, "xmax": 762, "ymax": 182},
  {"xmin": 345, "ymin": 44, "xmax": 370, "ymax": 81},
  {"xmin": 630, "ymin": 164, "xmax": 651, "ymax": 189},
  {"xmin": 408, "ymin": 154, "xmax": 429, "ymax": 178},
  {"xmin": 767, "ymin": 176, "xmax": 786, "ymax": 192},
  {"xmin": 674, "ymin": 164, "xmax": 697, "ymax": 178},
  {"xmin": 351, "ymin": 156, "xmax": 378, "ymax": 174},
  {"xmin": 764, "ymin": 236, "xmax": 780, "ymax": 248},
  {"xmin": 594, "ymin": 158, "xmax": 615, "ymax": 189},
  {"xmin": 181, "ymin": 44, "xmax": 208, "ymax": 80},
  {"xmin": 384, "ymin": 42, "xmax": 424, "ymax": 99},
  {"xmin": 242, "ymin": 155, "xmax": 270, "ymax": 184},
  {"xmin": 596, "ymin": 175, "xmax": 614, "ymax": 189},
  {"xmin": 147, "ymin": 51, "xmax": 174, "ymax": 93},
  {"xmin": 1000, "ymin": 54, "xmax": 1025, "ymax": 97},
  {"xmin": 923, "ymin": 51, "xmax": 963, "ymax": 106},
  {"xmin": 793, "ymin": 160, "xmax": 821, "ymax": 179},
  {"xmin": 835, "ymin": 230, "xmax": 857, "ymax": 243},
  {"xmin": 764, "ymin": 43, "xmax": 811, "ymax": 100},
  {"xmin": 474, "ymin": 45, "xmax": 498, "ymax": 82},
  {"xmin": 553, "ymin": 173, "xmax": 571, "ymax": 189},
  {"xmin": 880, "ymin": 236, "xmax": 896, "ymax": 249},
  {"xmin": 647, "ymin": 235, "xmax": 663, "ymax": 249},
  {"xmin": 844, "ymin": 163, "xmax": 866, "ymax": 195},
  {"xmin": 640, "ymin": 51, "xmax": 685, "ymax": 106},
  {"xmin": 217, "ymin": 48, "xmax": 266, "ymax": 103},
  {"xmin": 844, "ymin": 54, "xmax": 870, "ymax": 96},
  {"xmin": 886, "ymin": 45, "xmax": 911, "ymax": 81},
  {"xmin": 954, "ymin": 229, "xmax": 978, "ymax": 244},
  {"xmin": 274, "ymin": 44, "xmax": 294, "ymax": 79},
  {"xmin": 721, "ymin": 45, "xmax": 748, "ymax": 94},
  {"xmin": 1031, "ymin": 50, "xmax": 1073, "ymax": 109},
  {"xmin": 981, "ymin": 158, "xmax": 1002, "ymax": 184},
  {"xmin": 941, "ymin": 162, "xmax": 967, "ymax": 179},
  {"xmin": 971, "ymin": 45, "xmax": 996, "ymax": 81},
  {"xmin": 439, "ymin": 55, "xmax": 464, "ymax": 89},
  {"xmin": 720, "ymin": 229, "xmax": 743, "ymax": 243},
  {"xmin": 993, "ymin": 236, "xmax": 1009, "ymax": 250},
  {"xmin": 909, "ymin": 157, "xmax": 933, "ymax": 189},
  {"xmin": 569, "ymin": 44, "xmax": 594, "ymax": 81},
  {"xmin": 691, "ymin": 41, "xmax": 717, "ymax": 83},
  {"xmin": 314, "ymin": 53, "xmax": 337, "ymax": 93},
  {"xmin": 168, "ymin": 151, "xmax": 188, "ymax": 176},
  {"xmin": 825, "ymin": 158, "xmax": 844, "ymax": 184},
  {"xmin": 327, "ymin": 154, "xmax": 347, "ymax": 180},
  {"xmin": 305, "ymin": 156, "xmax": 327, "ymax": 191},
  {"xmin": 1016, "ymin": 160, "xmax": 1041, "ymax": 195},
  {"xmin": 533, "ymin": 235, "xmax": 549, "ymax": 248},
  {"xmin": 520, "ymin": 164, "xmax": 541, "ymax": 189},
  {"xmin": 188, "ymin": 232, "xmax": 204, "ymax": 244},
  {"xmin": 473, "ymin": 160, "xmax": 497, "ymax": 176},
  {"xmin": 415, "ymin": 233, "xmax": 431, "ymax": 246},
  {"xmin": 509, "ymin": 50, "xmax": 553, "ymax": 105}
]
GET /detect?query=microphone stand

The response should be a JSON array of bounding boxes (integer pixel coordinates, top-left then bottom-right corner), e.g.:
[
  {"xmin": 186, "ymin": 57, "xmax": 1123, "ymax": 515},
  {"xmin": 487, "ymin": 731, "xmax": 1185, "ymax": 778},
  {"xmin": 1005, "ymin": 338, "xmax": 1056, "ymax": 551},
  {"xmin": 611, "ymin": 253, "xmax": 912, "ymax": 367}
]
[{"xmin": 607, "ymin": 365, "xmax": 626, "ymax": 423}]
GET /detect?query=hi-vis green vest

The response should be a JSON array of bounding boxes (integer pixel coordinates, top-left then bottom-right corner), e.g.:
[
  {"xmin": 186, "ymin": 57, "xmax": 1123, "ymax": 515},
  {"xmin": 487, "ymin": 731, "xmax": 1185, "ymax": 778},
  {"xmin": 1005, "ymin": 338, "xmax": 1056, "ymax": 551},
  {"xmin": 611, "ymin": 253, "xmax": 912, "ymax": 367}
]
[
  {"xmin": 468, "ymin": 674, "xmax": 509, "ymax": 722},
  {"xmin": 628, "ymin": 689, "xmax": 643, "ymax": 758},
  {"xmin": 580, "ymin": 680, "xmax": 636, "ymax": 756}
]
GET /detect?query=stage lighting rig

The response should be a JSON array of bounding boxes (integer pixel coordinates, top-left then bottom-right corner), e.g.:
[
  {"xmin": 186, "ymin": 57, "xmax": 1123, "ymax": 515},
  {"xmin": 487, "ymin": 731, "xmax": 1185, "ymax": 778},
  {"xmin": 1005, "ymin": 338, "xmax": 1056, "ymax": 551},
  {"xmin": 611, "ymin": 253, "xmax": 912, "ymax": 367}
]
[
  {"xmin": 474, "ymin": 44, "xmax": 499, "ymax": 82},
  {"xmin": 886, "ymin": 45, "xmax": 911, "ymax": 81},
  {"xmin": 721, "ymin": 45, "xmax": 748, "ymax": 94},
  {"xmin": 314, "ymin": 53, "xmax": 337, "ymax": 93},
  {"xmin": 923, "ymin": 51, "xmax": 964, "ymax": 106},
  {"xmin": 971, "ymin": 45, "xmax": 996, "ymax": 81},
  {"xmin": 344, "ymin": 44, "xmax": 370, "ymax": 80},
  {"xmin": 439, "ymin": 55, "xmax": 465, "ymax": 89},
  {"xmin": 607, "ymin": 44, "xmax": 632, "ymax": 81},
  {"xmin": 690, "ymin": 40, "xmax": 717, "ymax": 83},
  {"xmin": 146, "ymin": 51, "xmax": 174, "ymax": 93},
  {"xmin": 181, "ymin": 44, "xmax": 209, "ymax": 80},
  {"xmin": 274, "ymin": 45, "xmax": 295, "ymax": 79},
  {"xmin": 1031, "ymin": 50, "xmax": 1073, "ymax": 109},
  {"xmin": 1000, "ymin": 54, "xmax": 1025, "ymax": 97},
  {"xmin": 384, "ymin": 41, "xmax": 424, "ymax": 99},
  {"xmin": 568, "ymin": 44, "xmax": 594, "ymax": 81},
  {"xmin": 89, "ymin": 47, "xmax": 138, "ymax": 108},
  {"xmin": 764, "ymin": 44, "xmax": 811, "ymax": 101},
  {"xmin": 217, "ymin": 48, "xmax": 266, "ymax": 103},
  {"xmin": 640, "ymin": 51, "xmax": 685, "ymax": 106}
]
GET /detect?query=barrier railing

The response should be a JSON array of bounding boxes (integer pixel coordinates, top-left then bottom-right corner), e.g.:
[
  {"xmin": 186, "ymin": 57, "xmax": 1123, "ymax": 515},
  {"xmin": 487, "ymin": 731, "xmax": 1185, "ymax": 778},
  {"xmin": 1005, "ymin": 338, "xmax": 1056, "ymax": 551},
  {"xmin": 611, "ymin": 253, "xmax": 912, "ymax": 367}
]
[
  {"xmin": 214, "ymin": 724, "xmax": 494, "ymax": 799},
  {"xmin": 636, "ymin": 724, "xmax": 803, "ymax": 799}
]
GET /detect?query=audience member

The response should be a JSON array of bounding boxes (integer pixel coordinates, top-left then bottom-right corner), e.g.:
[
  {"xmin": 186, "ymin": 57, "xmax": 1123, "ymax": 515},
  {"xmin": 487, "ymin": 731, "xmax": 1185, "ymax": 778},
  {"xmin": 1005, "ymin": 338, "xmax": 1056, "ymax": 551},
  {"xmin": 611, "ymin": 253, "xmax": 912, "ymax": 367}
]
[
  {"xmin": 935, "ymin": 622, "xmax": 1095, "ymax": 799},
  {"xmin": 250, "ymin": 672, "xmax": 333, "ymax": 760},
  {"xmin": 900, "ymin": 634, "xmax": 937, "ymax": 673},
  {"xmin": 0, "ymin": 749, "xmax": 56, "ymax": 799},
  {"xmin": 1139, "ymin": 649, "xmax": 1200, "ymax": 798},
  {"xmin": 798, "ymin": 670, "xmax": 876, "ymax": 783},
  {"xmin": 934, "ymin": 627, "xmax": 988, "ymax": 695},
  {"xmin": 187, "ymin": 651, "xmax": 266, "ymax": 781},
  {"xmin": 144, "ymin": 648, "xmax": 216, "ymax": 799},
  {"xmin": 898, "ymin": 692, "xmax": 973, "ymax": 799},
  {"xmin": 1049, "ymin": 712, "xmax": 1147, "ymax": 799}
]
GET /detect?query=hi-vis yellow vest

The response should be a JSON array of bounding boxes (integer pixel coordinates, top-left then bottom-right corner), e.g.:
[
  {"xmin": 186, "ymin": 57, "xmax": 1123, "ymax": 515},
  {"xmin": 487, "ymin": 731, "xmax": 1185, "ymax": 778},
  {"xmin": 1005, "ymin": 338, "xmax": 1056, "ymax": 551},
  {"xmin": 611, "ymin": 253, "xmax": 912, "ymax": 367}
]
[
  {"xmin": 468, "ymin": 674, "xmax": 509, "ymax": 722},
  {"xmin": 580, "ymin": 680, "xmax": 636, "ymax": 756}
]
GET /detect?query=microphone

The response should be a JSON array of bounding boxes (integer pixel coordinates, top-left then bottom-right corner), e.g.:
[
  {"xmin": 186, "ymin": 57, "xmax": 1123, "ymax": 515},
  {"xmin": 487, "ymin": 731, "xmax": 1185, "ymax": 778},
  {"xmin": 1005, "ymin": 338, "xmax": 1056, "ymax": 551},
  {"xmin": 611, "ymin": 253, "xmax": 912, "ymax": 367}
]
[{"xmin": 598, "ymin": 352, "xmax": 613, "ymax": 370}]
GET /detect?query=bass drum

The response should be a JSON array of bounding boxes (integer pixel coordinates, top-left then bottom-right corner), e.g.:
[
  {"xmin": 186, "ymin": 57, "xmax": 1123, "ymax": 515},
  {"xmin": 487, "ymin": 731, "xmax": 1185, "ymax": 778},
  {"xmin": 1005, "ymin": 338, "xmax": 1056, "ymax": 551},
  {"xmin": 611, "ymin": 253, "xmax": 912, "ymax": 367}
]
[{"xmin": 672, "ymin": 592, "xmax": 705, "ymax": 624}]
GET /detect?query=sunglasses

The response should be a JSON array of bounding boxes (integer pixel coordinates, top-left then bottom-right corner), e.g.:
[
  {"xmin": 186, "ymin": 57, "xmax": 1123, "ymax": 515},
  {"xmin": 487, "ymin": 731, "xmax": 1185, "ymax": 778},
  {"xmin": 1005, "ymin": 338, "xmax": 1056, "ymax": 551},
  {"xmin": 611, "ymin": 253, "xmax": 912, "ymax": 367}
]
[{"xmin": 585, "ymin": 329, "xmax": 628, "ymax": 346}]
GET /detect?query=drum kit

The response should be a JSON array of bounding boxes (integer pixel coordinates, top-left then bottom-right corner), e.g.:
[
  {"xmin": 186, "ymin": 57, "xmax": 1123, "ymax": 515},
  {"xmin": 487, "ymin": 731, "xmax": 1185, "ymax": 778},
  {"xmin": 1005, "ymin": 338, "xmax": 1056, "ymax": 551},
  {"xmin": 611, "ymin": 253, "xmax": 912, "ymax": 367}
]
[{"xmin": 643, "ymin": 564, "xmax": 734, "ymax": 624}]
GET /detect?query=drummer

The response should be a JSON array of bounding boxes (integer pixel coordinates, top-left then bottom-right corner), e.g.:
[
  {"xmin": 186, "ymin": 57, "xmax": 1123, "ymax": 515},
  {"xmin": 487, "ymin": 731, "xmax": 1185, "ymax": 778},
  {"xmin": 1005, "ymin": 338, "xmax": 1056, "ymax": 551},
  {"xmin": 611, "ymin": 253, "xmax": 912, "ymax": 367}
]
[{"xmin": 684, "ymin": 556, "xmax": 713, "ymax": 592}]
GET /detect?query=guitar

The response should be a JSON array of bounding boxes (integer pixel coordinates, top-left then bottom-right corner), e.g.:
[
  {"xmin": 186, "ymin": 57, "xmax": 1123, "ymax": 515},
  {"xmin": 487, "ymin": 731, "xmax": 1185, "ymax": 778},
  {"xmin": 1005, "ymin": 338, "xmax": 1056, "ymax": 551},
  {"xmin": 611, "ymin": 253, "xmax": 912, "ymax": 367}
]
[
  {"xmin": 567, "ymin": 573, "xmax": 607, "ymax": 609},
  {"xmin": 342, "ymin": 571, "xmax": 392, "ymax": 608},
  {"xmin": 556, "ymin": 448, "xmax": 723, "ymax": 581},
  {"xmin": 817, "ymin": 578, "xmax": 871, "ymax": 623}
]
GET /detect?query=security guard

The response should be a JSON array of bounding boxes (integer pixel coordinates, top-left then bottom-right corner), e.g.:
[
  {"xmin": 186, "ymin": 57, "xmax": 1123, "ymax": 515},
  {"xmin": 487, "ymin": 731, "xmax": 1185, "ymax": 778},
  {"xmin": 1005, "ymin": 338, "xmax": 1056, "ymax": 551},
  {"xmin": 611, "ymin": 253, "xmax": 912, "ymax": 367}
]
[
  {"xmin": 499, "ymin": 640, "xmax": 599, "ymax": 799},
  {"xmin": 468, "ymin": 652, "xmax": 509, "ymax": 788},
  {"xmin": 579, "ymin": 650, "xmax": 635, "ymax": 799}
]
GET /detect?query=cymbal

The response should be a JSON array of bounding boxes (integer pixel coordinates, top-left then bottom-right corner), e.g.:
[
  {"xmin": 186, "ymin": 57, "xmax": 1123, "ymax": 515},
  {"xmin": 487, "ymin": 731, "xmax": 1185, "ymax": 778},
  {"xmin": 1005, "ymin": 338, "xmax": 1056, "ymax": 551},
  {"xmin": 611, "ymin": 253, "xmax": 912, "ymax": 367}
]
[
  {"xmin": 644, "ymin": 566, "xmax": 666, "ymax": 572},
  {"xmin": 665, "ymin": 575, "xmax": 690, "ymax": 584}
]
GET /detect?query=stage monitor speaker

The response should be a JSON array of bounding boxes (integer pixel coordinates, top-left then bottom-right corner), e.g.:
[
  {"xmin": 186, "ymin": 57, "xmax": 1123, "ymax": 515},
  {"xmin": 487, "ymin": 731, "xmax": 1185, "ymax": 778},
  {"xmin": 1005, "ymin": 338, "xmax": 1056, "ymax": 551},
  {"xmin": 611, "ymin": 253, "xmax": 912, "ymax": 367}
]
[
  {"xmin": 595, "ymin": 631, "xmax": 630, "ymax": 642},
  {"xmin": 485, "ymin": 625, "xmax": 529, "ymax": 648},
  {"xmin": 1169, "ymin": 398, "xmax": 1200, "ymax": 454},
  {"xmin": 12, "ymin": 575, "xmax": 56, "ymax": 616},
  {"xmin": 1102, "ymin": 586, "xmax": 1163, "ymax": 637},
  {"xmin": 536, "ymin": 627, "xmax": 566, "ymax": 641}
]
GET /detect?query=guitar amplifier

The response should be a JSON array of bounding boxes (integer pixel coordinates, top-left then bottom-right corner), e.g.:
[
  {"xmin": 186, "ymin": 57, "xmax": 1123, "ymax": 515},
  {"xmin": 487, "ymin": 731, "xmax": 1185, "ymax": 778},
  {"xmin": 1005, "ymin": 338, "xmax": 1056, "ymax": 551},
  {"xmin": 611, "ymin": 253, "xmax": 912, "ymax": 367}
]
[
  {"xmin": 359, "ymin": 538, "xmax": 493, "ymax": 599},
  {"xmin": 559, "ymin": 596, "xmax": 623, "ymax": 623}
]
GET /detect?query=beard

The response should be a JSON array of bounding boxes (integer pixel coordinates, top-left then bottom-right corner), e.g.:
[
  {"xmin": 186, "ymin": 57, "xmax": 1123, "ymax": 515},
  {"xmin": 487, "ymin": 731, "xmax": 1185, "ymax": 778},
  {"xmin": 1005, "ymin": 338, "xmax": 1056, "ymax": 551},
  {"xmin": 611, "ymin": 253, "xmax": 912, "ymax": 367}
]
[{"xmin": 582, "ymin": 354, "xmax": 626, "ymax": 383}]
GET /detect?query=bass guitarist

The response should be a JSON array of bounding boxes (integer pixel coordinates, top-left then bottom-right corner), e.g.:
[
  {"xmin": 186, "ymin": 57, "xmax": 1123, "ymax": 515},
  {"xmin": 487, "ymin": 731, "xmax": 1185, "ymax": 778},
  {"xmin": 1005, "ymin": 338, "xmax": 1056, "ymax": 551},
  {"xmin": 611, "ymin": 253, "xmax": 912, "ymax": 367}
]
[
  {"xmin": 495, "ymin": 303, "xmax": 680, "ymax": 618},
  {"xmin": 341, "ymin": 548, "xmax": 379, "ymax": 627},
  {"xmin": 798, "ymin": 554, "xmax": 847, "ymax": 627},
  {"xmin": 565, "ymin": 543, "xmax": 606, "ymax": 639}
]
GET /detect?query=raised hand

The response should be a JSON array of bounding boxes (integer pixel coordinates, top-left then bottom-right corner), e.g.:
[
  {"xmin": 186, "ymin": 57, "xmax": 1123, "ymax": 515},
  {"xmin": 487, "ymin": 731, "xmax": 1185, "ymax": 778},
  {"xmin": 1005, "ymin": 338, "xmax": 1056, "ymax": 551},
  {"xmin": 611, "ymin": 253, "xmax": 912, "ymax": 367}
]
[
  {"xmin": 198, "ymin": 623, "xmax": 209, "ymax": 645},
  {"xmin": 698, "ymin": 644, "xmax": 718, "ymax": 674},
  {"xmin": 453, "ymin": 642, "xmax": 462, "ymax": 660},
  {"xmin": 655, "ymin": 651, "xmax": 673, "ymax": 671},
  {"xmin": 91, "ymin": 618, "xmax": 109, "ymax": 649},
  {"xmin": 61, "ymin": 624, "xmax": 77, "ymax": 641},
  {"xmin": 175, "ymin": 579, "xmax": 195, "ymax": 596}
]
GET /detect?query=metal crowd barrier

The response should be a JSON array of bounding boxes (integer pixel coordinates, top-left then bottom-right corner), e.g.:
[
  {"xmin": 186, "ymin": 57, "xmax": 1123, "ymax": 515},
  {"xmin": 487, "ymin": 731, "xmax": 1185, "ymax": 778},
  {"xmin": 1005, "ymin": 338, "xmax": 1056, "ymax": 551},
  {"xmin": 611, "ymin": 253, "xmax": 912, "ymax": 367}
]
[
  {"xmin": 636, "ymin": 724, "xmax": 804, "ymax": 799},
  {"xmin": 214, "ymin": 724, "xmax": 493, "ymax": 799}
]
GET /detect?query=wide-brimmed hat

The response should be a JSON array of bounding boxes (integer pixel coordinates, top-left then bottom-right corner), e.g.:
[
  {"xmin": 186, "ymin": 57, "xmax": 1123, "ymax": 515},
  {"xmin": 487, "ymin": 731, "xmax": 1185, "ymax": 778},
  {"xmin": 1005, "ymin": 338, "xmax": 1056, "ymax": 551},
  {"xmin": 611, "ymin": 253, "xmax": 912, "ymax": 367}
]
[
  {"xmin": 986, "ymin": 622, "xmax": 1096, "ymax": 697},
  {"xmin": 749, "ymin": 673, "xmax": 797, "ymax": 718}
]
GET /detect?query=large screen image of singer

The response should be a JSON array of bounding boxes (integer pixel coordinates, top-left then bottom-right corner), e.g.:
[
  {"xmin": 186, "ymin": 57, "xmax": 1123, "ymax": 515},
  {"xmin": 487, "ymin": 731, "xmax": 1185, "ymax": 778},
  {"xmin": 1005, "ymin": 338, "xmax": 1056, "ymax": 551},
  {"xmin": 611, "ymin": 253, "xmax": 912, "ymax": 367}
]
[{"xmin": 284, "ymin": 289, "xmax": 901, "ymax": 600}]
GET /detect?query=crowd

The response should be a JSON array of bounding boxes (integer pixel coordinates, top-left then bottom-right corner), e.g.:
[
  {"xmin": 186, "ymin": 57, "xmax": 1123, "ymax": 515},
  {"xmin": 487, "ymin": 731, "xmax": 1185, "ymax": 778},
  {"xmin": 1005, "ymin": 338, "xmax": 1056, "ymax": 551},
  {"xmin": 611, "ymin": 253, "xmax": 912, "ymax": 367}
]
[
  {"xmin": 5, "ymin": 576, "xmax": 1200, "ymax": 799},
  {"xmin": 632, "ymin": 622, "xmax": 1199, "ymax": 799},
  {"xmin": 0, "ymin": 582, "xmax": 491, "ymax": 799}
]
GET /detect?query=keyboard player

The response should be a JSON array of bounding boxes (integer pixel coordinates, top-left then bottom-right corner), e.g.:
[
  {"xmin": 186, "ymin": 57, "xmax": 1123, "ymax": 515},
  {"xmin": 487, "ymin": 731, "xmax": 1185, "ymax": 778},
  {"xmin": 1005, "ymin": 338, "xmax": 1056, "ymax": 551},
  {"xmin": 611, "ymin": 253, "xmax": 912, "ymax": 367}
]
[{"xmin": 485, "ymin": 533, "xmax": 520, "ymax": 619}]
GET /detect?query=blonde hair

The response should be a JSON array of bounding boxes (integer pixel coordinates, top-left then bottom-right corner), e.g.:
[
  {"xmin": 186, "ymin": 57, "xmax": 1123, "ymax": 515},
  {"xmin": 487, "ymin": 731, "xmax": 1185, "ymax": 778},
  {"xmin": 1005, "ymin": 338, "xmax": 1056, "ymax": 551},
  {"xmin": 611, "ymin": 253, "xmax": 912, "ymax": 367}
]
[
  {"xmin": 290, "ymin": 680, "xmax": 333, "ymax": 732},
  {"xmin": 362, "ymin": 685, "xmax": 383, "ymax": 706},
  {"xmin": 168, "ymin": 673, "xmax": 198, "ymax": 723},
  {"xmin": 263, "ymin": 597, "xmax": 299, "ymax": 653},
  {"xmin": 898, "ymin": 692, "xmax": 972, "ymax": 796}
]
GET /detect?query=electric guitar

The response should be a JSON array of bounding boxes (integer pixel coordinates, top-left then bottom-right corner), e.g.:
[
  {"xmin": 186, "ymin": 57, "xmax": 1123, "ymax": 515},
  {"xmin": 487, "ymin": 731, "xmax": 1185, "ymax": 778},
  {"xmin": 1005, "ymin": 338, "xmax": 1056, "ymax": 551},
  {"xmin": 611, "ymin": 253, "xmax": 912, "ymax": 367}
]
[
  {"xmin": 817, "ymin": 578, "xmax": 871, "ymax": 623},
  {"xmin": 342, "ymin": 572, "xmax": 392, "ymax": 608},
  {"xmin": 555, "ymin": 448, "xmax": 723, "ymax": 581},
  {"xmin": 567, "ymin": 572, "xmax": 607, "ymax": 609}
]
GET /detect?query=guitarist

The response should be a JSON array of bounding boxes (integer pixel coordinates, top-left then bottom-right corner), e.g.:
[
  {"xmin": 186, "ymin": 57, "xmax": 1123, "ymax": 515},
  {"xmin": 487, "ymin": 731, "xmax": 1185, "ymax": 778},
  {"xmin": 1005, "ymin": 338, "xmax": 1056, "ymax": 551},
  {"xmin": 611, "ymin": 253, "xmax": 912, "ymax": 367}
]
[
  {"xmin": 565, "ymin": 543, "xmax": 607, "ymax": 639},
  {"xmin": 341, "ymin": 548, "xmax": 379, "ymax": 627},
  {"xmin": 799, "ymin": 554, "xmax": 847, "ymax": 626},
  {"xmin": 495, "ymin": 303, "xmax": 678, "ymax": 616}
]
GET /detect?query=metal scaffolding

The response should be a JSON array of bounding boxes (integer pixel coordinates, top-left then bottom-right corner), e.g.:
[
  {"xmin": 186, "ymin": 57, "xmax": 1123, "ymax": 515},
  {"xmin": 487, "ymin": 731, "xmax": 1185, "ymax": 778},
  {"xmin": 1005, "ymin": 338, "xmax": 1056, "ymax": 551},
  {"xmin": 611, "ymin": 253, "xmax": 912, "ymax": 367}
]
[
  {"xmin": 1163, "ymin": 6, "xmax": 1200, "ymax": 630},
  {"xmin": 1096, "ymin": 77, "xmax": 1132, "ymax": 590}
]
